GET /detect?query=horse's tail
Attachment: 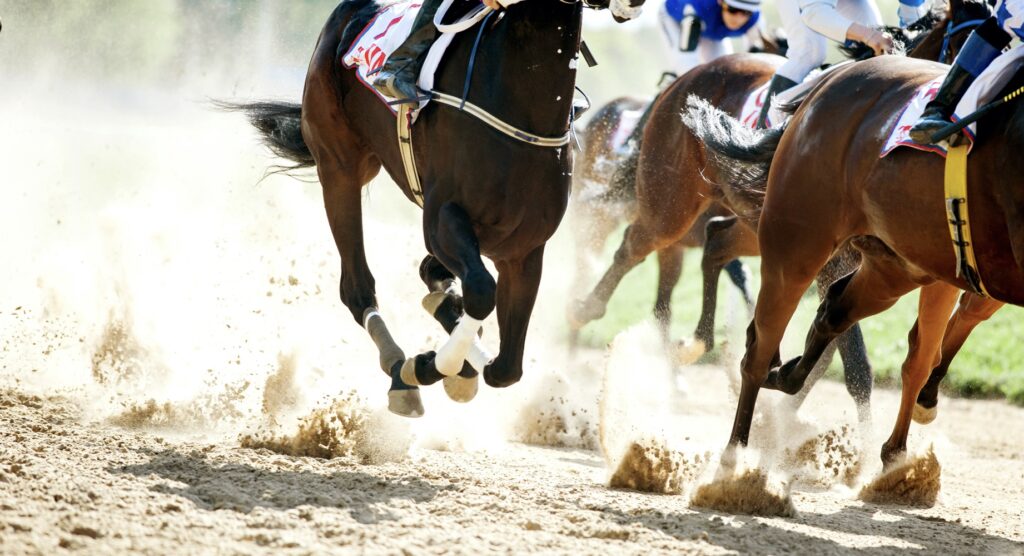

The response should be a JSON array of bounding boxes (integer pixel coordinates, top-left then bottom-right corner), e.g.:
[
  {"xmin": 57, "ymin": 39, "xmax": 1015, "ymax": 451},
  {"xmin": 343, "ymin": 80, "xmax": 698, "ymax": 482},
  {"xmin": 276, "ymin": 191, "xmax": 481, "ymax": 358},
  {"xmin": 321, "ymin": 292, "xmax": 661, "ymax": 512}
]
[
  {"xmin": 598, "ymin": 97, "xmax": 658, "ymax": 204},
  {"xmin": 681, "ymin": 95, "xmax": 785, "ymax": 220},
  {"xmin": 216, "ymin": 101, "xmax": 315, "ymax": 174}
]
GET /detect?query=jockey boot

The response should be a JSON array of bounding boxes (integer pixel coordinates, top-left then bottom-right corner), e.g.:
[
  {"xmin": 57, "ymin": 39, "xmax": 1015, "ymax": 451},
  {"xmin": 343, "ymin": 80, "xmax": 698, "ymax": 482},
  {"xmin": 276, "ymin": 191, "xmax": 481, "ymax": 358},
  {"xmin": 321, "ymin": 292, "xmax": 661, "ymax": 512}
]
[
  {"xmin": 909, "ymin": 17, "xmax": 1011, "ymax": 144},
  {"xmin": 372, "ymin": 0, "xmax": 443, "ymax": 101},
  {"xmin": 755, "ymin": 74, "xmax": 797, "ymax": 129}
]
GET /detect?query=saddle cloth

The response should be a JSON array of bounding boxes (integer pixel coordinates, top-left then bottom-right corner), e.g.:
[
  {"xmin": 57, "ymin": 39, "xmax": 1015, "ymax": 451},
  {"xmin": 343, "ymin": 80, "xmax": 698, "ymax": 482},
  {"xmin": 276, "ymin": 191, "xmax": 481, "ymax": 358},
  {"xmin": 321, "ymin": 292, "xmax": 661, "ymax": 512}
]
[
  {"xmin": 882, "ymin": 47, "xmax": 1024, "ymax": 158},
  {"xmin": 340, "ymin": 0, "xmax": 487, "ymax": 114},
  {"xmin": 610, "ymin": 109, "xmax": 645, "ymax": 153},
  {"xmin": 738, "ymin": 63, "xmax": 853, "ymax": 129}
]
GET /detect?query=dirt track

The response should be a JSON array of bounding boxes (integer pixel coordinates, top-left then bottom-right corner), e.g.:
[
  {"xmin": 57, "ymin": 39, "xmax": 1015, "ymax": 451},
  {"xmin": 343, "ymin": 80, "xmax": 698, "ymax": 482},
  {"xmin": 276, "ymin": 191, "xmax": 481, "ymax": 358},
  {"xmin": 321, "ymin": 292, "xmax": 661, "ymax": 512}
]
[{"xmin": 2, "ymin": 353, "xmax": 1022, "ymax": 555}]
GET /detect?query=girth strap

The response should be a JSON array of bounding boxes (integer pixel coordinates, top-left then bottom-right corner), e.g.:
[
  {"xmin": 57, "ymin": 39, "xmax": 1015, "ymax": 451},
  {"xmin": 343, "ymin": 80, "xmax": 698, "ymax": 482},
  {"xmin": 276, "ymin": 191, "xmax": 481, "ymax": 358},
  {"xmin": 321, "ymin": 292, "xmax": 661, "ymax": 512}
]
[
  {"xmin": 432, "ymin": 92, "xmax": 572, "ymax": 147},
  {"xmin": 943, "ymin": 143, "xmax": 990, "ymax": 296}
]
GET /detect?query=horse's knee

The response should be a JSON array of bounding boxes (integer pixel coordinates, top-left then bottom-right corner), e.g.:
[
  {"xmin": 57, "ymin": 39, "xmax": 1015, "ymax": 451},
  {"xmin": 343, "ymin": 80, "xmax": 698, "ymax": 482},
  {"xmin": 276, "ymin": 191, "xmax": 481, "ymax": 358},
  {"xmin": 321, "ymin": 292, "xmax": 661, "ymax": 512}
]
[
  {"xmin": 462, "ymin": 268, "xmax": 496, "ymax": 319},
  {"xmin": 420, "ymin": 255, "xmax": 455, "ymax": 292}
]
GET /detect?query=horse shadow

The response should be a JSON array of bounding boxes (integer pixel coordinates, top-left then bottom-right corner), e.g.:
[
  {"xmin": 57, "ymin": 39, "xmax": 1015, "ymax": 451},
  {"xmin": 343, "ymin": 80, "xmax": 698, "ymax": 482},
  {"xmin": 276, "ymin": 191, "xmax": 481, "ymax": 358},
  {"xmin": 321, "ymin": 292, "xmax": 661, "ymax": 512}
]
[
  {"xmin": 591, "ymin": 494, "xmax": 1024, "ymax": 554},
  {"xmin": 110, "ymin": 448, "xmax": 448, "ymax": 525}
]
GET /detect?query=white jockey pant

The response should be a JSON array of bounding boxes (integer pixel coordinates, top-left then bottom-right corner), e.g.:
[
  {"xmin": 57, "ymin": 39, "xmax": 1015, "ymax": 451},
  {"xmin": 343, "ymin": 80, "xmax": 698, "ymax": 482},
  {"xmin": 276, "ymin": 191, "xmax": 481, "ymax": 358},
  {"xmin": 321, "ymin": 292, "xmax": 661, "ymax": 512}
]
[{"xmin": 776, "ymin": 0, "xmax": 882, "ymax": 83}]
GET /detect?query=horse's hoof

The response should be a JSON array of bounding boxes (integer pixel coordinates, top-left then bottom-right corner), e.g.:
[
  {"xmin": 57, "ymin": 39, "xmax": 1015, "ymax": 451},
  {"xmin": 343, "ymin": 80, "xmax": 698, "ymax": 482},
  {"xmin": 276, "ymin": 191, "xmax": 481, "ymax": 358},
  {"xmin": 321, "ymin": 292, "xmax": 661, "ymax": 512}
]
[
  {"xmin": 442, "ymin": 373, "xmax": 478, "ymax": 403},
  {"xmin": 912, "ymin": 403, "xmax": 937, "ymax": 425},
  {"xmin": 567, "ymin": 298, "xmax": 604, "ymax": 330},
  {"xmin": 388, "ymin": 389, "xmax": 424, "ymax": 418},
  {"xmin": 674, "ymin": 338, "xmax": 707, "ymax": 365}
]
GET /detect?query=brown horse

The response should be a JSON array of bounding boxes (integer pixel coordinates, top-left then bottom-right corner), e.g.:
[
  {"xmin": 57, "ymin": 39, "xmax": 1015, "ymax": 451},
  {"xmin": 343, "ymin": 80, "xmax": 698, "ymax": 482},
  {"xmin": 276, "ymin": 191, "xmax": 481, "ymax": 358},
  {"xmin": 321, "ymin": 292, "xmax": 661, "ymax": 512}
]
[
  {"xmin": 565, "ymin": 52, "xmax": 883, "ymax": 419},
  {"xmin": 686, "ymin": 51, "xmax": 1024, "ymax": 466},
  {"xmin": 567, "ymin": 32, "xmax": 792, "ymax": 346},
  {"xmin": 690, "ymin": 0, "xmax": 989, "ymax": 358},
  {"xmin": 569, "ymin": 95, "xmax": 753, "ymax": 347},
  {"xmin": 228, "ymin": 0, "xmax": 645, "ymax": 417}
]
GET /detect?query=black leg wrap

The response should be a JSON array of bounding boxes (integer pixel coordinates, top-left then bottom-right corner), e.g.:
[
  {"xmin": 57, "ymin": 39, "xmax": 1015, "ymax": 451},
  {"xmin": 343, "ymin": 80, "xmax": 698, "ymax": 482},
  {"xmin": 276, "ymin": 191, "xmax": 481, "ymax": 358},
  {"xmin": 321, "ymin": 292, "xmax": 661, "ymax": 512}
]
[
  {"xmin": 390, "ymin": 360, "xmax": 418, "ymax": 391},
  {"xmin": 434, "ymin": 295, "xmax": 464, "ymax": 334},
  {"xmin": 413, "ymin": 352, "xmax": 444, "ymax": 386}
]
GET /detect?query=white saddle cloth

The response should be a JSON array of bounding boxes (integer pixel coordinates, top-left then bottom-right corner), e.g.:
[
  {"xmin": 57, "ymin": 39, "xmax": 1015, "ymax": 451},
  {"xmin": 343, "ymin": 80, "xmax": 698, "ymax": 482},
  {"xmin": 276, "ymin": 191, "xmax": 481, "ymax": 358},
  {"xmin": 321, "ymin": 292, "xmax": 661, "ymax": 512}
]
[{"xmin": 882, "ymin": 47, "xmax": 1024, "ymax": 158}]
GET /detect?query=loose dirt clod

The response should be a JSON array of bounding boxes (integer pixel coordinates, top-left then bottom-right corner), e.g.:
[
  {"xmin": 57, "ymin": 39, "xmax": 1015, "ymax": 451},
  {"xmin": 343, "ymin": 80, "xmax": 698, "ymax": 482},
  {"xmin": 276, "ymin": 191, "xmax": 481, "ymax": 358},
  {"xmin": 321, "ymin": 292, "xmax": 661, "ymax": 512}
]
[
  {"xmin": 859, "ymin": 446, "xmax": 941, "ymax": 507},
  {"xmin": 691, "ymin": 466, "xmax": 796, "ymax": 517},
  {"xmin": 784, "ymin": 425, "xmax": 862, "ymax": 486},
  {"xmin": 608, "ymin": 438, "xmax": 705, "ymax": 494}
]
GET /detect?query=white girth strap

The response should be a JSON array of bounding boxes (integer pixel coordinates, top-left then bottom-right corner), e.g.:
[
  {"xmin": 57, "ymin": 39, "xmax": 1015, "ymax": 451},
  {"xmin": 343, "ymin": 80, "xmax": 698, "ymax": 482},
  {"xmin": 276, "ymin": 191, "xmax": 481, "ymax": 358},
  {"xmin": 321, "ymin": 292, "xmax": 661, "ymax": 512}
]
[{"xmin": 432, "ymin": 92, "xmax": 573, "ymax": 147}]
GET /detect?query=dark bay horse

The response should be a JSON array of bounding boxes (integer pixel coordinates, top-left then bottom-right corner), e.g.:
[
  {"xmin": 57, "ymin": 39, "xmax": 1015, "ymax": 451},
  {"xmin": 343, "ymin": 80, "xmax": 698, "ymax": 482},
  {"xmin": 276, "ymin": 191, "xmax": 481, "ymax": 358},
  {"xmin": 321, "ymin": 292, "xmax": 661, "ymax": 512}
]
[
  {"xmin": 686, "ymin": 54, "xmax": 1024, "ymax": 466},
  {"xmin": 229, "ymin": 0, "xmax": 644, "ymax": 417}
]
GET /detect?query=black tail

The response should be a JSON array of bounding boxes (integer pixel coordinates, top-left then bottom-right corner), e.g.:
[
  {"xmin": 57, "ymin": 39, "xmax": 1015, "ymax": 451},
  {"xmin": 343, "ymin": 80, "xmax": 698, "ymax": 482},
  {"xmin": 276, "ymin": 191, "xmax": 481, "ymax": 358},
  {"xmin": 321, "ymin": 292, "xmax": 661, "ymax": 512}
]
[
  {"xmin": 216, "ymin": 101, "xmax": 315, "ymax": 175},
  {"xmin": 681, "ymin": 95, "xmax": 785, "ymax": 221}
]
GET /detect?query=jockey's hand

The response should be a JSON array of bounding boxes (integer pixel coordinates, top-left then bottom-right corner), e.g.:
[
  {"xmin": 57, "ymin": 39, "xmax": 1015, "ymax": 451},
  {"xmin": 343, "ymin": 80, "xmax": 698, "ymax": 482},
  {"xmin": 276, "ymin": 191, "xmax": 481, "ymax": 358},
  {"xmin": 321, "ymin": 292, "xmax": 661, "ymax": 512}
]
[
  {"xmin": 482, "ymin": 0, "xmax": 501, "ymax": 8},
  {"xmin": 848, "ymin": 23, "xmax": 894, "ymax": 56}
]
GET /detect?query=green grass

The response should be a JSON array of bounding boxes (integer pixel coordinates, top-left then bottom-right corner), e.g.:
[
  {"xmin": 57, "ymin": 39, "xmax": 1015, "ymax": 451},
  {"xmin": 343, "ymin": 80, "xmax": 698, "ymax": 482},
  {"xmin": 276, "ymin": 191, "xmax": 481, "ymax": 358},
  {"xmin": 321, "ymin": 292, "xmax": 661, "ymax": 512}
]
[{"xmin": 574, "ymin": 238, "xmax": 1024, "ymax": 406}]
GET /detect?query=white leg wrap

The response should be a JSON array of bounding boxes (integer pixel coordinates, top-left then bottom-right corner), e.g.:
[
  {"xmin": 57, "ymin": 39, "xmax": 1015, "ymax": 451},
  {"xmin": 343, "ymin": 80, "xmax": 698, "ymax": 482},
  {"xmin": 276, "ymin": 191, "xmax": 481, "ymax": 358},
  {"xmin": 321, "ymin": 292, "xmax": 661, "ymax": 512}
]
[
  {"xmin": 466, "ymin": 339, "xmax": 495, "ymax": 372},
  {"xmin": 435, "ymin": 315, "xmax": 483, "ymax": 376}
]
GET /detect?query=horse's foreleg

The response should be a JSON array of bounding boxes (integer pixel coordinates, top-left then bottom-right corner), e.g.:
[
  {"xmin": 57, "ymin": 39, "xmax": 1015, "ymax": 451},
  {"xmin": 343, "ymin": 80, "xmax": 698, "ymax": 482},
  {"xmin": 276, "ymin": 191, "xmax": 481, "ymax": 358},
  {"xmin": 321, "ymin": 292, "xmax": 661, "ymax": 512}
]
[
  {"xmin": 914, "ymin": 292, "xmax": 1003, "ymax": 424},
  {"xmin": 423, "ymin": 202, "xmax": 496, "ymax": 378},
  {"xmin": 691, "ymin": 216, "xmax": 758, "ymax": 359},
  {"xmin": 881, "ymin": 281, "xmax": 960, "ymax": 465},
  {"xmin": 417, "ymin": 254, "xmax": 487, "ymax": 403},
  {"xmin": 483, "ymin": 246, "xmax": 545, "ymax": 388}
]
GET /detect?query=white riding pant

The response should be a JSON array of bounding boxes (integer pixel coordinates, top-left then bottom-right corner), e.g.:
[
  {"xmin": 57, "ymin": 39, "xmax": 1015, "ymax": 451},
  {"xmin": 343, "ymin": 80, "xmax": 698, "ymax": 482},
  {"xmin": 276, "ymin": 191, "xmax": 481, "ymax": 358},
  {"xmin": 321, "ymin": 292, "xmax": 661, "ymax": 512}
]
[{"xmin": 776, "ymin": 0, "xmax": 882, "ymax": 83}]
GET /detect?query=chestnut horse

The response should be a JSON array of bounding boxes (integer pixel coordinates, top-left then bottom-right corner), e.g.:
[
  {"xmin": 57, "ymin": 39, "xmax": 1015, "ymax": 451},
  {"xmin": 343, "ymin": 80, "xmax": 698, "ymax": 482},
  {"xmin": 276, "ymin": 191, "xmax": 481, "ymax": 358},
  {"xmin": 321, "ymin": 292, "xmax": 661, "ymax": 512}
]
[
  {"xmin": 685, "ymin": 1, "xmax": 988, "ymax": 357},
  {"xmin": 686, "ymin": 54, "xmax": 1024, "ymax": 465},
  {"xmin": 228, "ymin": 0, "xmax": 644, "ymax": 417},
  {"xmin": 570, "ymin": 96, "xmax": 753, "ymax": 348},
  {"xmin": 566, "ymin": 53, "xmax": 880, "ymax": 419},
  {"xmin": 568, "ymin": 31, "xmax": 791, "ymax": 346}
]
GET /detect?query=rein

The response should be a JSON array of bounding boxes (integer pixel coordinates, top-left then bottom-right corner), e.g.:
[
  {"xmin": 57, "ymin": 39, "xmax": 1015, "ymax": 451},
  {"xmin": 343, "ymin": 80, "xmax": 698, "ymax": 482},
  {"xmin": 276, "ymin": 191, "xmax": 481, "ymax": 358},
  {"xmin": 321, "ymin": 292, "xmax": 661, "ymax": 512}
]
[{"xmin": 939, "ymin": 18, "xmax": 986, "ymax": 63}]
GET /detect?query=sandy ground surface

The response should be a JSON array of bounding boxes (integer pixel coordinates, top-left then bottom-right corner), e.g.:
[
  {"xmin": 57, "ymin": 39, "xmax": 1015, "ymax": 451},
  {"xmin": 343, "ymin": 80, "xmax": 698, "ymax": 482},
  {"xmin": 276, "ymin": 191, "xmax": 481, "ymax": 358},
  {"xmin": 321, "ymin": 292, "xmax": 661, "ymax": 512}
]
[
  {"xmin": 2, "ymin": 86, "xmax": 1022, "ymax": 556},
  {"xmin": 2, "ymin": 353, "xmax": 1022, "ymax": 555}
]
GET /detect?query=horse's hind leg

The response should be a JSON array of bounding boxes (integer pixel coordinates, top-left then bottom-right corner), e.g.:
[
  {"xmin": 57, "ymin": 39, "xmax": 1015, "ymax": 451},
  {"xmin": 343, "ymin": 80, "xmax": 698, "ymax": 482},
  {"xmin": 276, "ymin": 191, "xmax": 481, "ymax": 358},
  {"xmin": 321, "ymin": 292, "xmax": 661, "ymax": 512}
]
[
  {"xmin": 688, "ymin": 216, "xmax": 758, "ymax": 363},
  {"xmin": 881, "ymin": 281, "xmax": 960, "ymax": 465},
  {"xmin": 318, "ymin": 161, "xmax": 425, "ymax": 417},
  {"xmin": 484, "ymin": 246, "xmax": 545, "ymax": 388},
  {"xmin": 653, "ymin": 242, "xmax": 685, "ymax": 344},
  {"xmin": 913, "ymin": 292, "xmax": 1003, "ymax": 424},
  {"xmin": 765, "ymin": 247, "xmax": 920, "ymax": 397},
  {"xmin": 789, "ymin": 251, "xmax": 874, "ymax": 423}
]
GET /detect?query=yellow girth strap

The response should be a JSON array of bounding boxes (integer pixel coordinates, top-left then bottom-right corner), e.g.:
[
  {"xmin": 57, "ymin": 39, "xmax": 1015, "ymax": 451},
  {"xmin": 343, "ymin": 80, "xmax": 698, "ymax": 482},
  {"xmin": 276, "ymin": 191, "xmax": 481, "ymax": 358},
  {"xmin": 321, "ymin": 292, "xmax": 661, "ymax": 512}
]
[{"xmin": 943, "ymin": 143, "xmax": 990, "ymax": 296}]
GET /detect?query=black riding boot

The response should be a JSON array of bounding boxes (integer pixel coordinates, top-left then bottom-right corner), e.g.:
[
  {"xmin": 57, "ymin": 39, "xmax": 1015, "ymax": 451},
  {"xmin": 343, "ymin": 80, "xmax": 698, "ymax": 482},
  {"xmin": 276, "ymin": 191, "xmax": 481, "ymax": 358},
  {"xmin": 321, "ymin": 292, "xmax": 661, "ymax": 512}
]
[
  {"xmin": 908, "ymin": 17, "xmax": 1011, "ymax": 144},
  {"xmin": 755, "ymin": 74, "xmax": 797, "ymax": 129},
  {"xmin": 372, "ymin": 0, "xmax": 443, "ymax": 101}
]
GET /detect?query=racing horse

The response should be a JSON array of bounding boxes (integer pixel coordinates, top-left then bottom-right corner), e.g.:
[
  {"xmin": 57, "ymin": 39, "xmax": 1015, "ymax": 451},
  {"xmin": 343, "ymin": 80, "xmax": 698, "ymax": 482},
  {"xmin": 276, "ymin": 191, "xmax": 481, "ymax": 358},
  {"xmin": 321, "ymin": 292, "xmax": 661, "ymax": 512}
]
[
  {"xmin": 569, "ymin": 30, "xmax": 791, "ymax": 347},
  {"xmin": 569, "ymin": 95, "xmax": 753, "ymax": 348},
  {"xmin": 660, "ymin": 0, "xmax": 986, "ymax": 356},
  {"xmin": 685, "ymin": 52, "xmax": 1024, "ymax": 465},
  {"xmin": 228, "ymin": 0, "xmax": 645, "ymax": 417},
  {"xmin": 565, "ymin": 53, "xmax": 881, "ymax": 418}
]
